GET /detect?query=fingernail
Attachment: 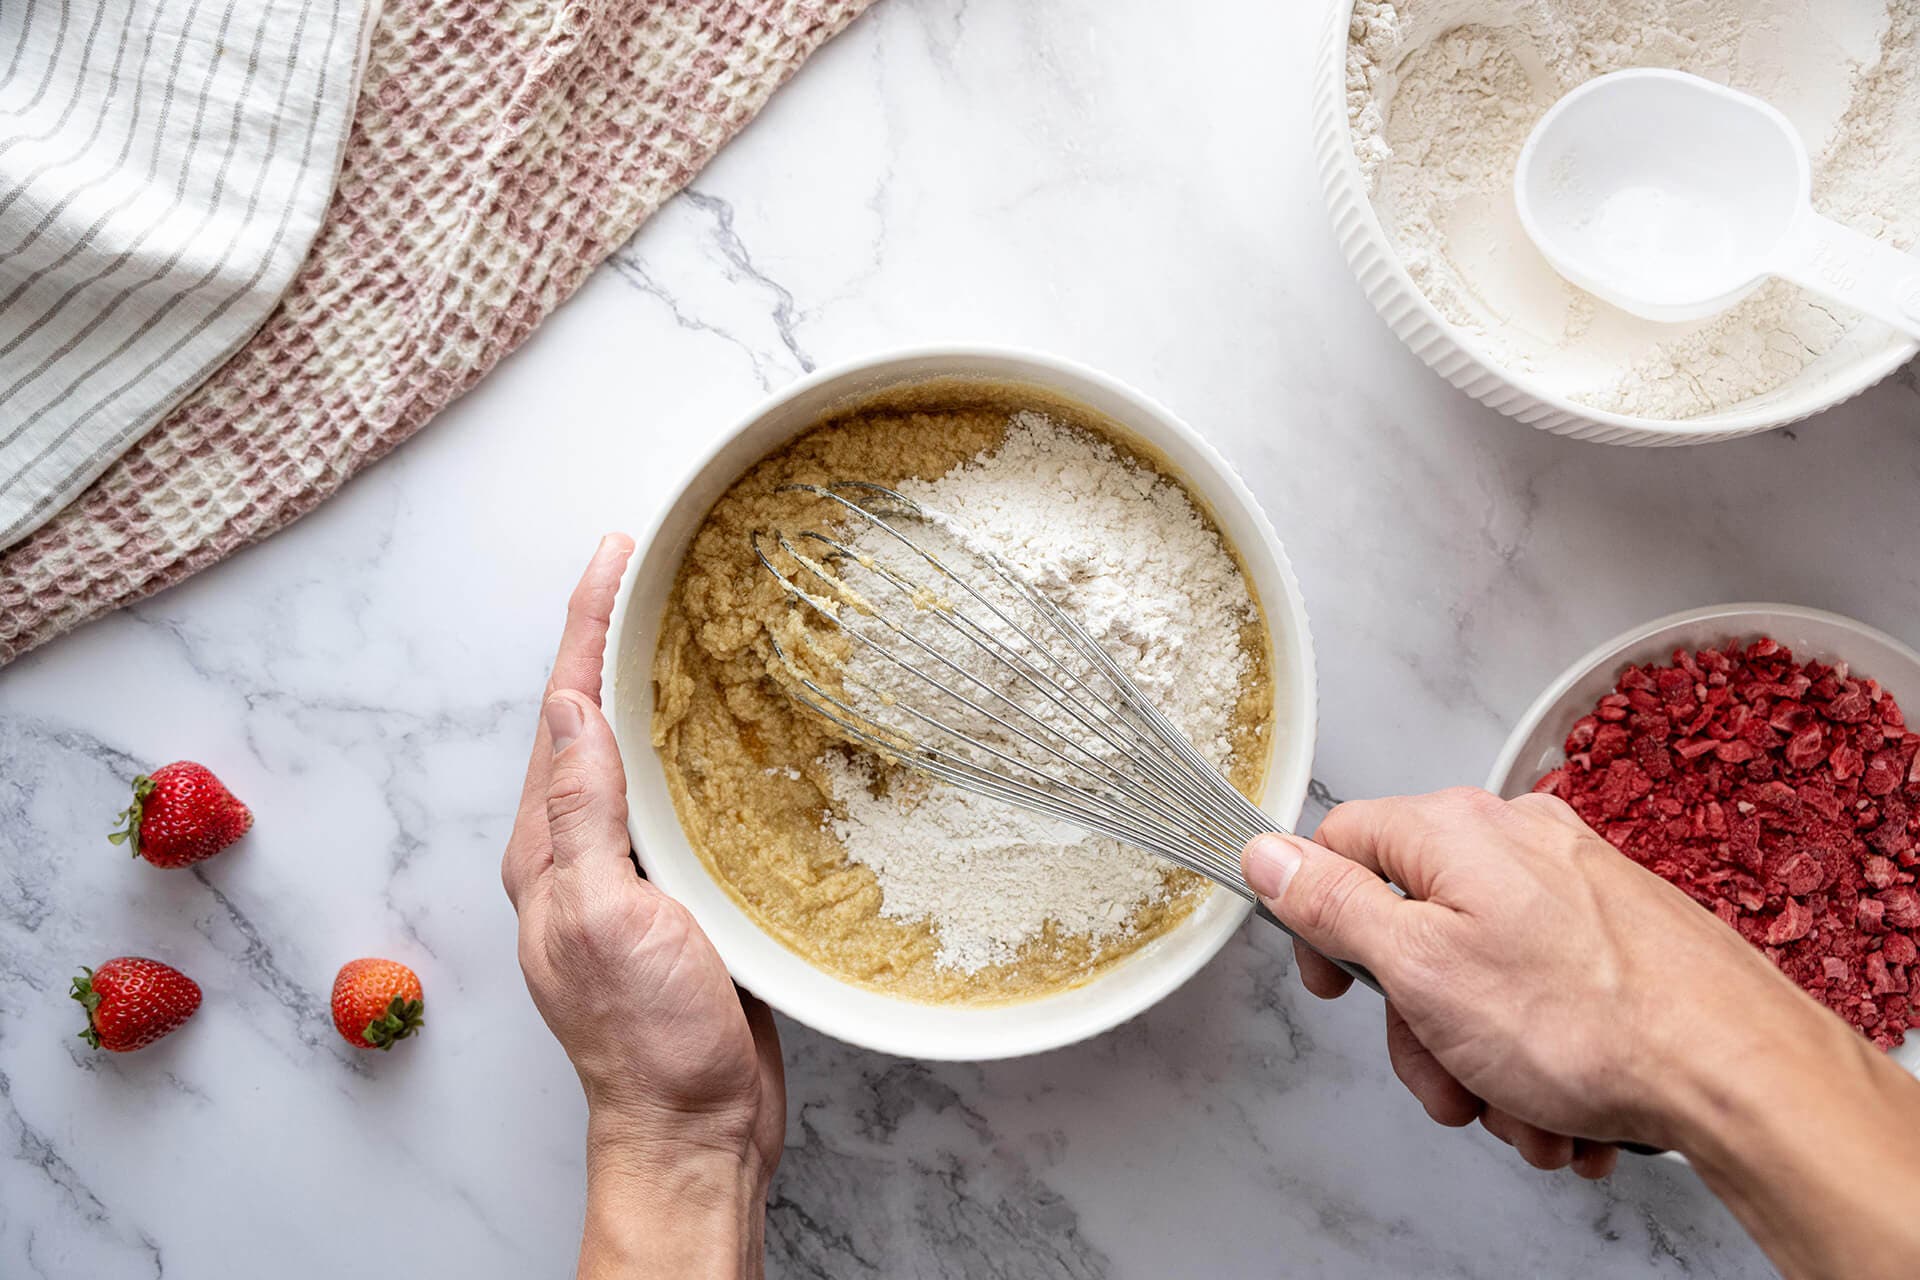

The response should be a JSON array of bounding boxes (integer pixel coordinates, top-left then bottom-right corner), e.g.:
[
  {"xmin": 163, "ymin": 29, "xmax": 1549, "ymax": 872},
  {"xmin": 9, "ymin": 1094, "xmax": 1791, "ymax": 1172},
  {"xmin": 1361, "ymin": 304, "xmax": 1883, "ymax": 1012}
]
[
  {"xmin": 545, "ymin": 694, "xmax": 583, "ymax": 754},
  {"xmin": 1243, "ymin": 833, "xmax": 1306, "ymax": 900}
]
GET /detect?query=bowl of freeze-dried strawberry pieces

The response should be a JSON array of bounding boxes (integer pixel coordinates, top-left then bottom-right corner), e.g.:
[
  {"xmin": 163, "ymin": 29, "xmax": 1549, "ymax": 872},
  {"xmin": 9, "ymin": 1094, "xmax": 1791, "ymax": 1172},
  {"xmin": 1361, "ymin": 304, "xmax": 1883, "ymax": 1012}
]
[{"xmin": 1488, "ymin": 604, "xmax": 1920, "ymax": 1101}]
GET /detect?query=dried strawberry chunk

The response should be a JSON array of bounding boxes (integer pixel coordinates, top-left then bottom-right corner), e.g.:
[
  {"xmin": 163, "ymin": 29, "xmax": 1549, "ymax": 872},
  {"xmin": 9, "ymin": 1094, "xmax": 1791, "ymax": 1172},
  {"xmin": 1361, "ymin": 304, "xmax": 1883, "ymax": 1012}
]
[
  {"xmin": 1881, "ymin": 885, "xmax": 1920, "ymax": 929},
  {"xmin": 1773, "ymin": 852, "xmax": 1826, "ymax": 897},
  {"xmin": 1785, "ymin": 725, "xmax": 1826, "ymax": 770},
  {"xmin": 1827, "ymin": 687, "xmax": 1874, "ymax": 723},
  {"xmin": 1765, "ymin": 898, "xmax": 1815, "ymax": 945},
  {"xmin": 1864, "ymin": 752, "xmax": 1903, "ymax": 797}
]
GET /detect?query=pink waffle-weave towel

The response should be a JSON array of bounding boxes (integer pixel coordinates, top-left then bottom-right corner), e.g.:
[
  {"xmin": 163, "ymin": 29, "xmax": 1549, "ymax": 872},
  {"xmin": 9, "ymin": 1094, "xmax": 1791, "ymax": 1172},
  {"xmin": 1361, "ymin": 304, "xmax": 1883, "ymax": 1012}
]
[{"xmin": 0, "ymin": 0, "xmax": 873, "ymax": 664}]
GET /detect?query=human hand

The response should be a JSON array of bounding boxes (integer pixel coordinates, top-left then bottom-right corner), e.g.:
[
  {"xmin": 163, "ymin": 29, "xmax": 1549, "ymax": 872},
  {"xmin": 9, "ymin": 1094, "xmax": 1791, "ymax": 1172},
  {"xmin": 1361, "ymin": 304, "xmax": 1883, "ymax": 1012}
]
[
  {"xmin": 503, "ymin": 534, "xmax": 784, "ymax": 1278},
  {"xmin": 1241, "ymin": 788, "xmax": 1836, "ymax": 1178}
]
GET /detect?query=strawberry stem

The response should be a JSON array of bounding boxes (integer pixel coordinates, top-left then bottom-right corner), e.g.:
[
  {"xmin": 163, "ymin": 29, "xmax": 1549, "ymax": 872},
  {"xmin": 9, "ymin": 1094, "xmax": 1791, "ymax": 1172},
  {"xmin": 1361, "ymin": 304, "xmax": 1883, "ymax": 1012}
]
[
  {"xmin": 70, "ymin": 967, "xmax": 103, "ymax": 1049},
  {"xmin": 108, "ymin": 775, "xmax": 155, "ymax": 855},
  {"xmin": 363, "ymin": 995, "xmax": 425, "ymax": 1050}
]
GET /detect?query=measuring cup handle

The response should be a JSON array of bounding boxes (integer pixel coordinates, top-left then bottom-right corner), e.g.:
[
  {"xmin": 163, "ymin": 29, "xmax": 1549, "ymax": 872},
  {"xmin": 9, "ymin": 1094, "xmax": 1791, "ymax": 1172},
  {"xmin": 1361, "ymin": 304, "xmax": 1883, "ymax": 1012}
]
[{"xmin": 1776, "ymin": 212, "xmax": 1920, "ymax": 341}]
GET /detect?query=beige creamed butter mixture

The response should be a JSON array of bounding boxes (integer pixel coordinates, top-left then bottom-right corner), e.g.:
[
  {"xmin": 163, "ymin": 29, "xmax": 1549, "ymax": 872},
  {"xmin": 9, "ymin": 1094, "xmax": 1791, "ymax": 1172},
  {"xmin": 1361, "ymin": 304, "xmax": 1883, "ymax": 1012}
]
[{"xmin": 650, "ymin": 379, "xmax": 1274, "ymax": 1003}]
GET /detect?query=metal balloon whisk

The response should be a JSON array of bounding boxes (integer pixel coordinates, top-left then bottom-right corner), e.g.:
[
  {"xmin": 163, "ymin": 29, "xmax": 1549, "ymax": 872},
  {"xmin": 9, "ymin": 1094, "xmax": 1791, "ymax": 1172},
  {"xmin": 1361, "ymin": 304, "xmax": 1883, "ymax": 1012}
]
[{"xmin": 750, "ymin": 480, "xmax": 1380, "ymax": 994}]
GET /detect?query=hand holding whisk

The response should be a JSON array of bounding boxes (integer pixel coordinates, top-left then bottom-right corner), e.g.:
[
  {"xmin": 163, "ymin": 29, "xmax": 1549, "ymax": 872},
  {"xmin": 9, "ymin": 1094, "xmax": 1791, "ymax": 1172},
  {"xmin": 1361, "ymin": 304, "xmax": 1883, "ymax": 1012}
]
[{"xmin": 750, "ymin": 480, "xmax": 1382, "ymax": 995}]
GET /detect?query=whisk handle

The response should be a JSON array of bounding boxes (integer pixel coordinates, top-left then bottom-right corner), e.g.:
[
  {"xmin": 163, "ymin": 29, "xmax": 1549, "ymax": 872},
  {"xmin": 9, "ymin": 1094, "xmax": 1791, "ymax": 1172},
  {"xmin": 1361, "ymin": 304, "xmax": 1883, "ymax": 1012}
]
[
  {"xmin": 1250, "ymin": 901, "xmax": 1669, "ymax": 1156},
  {"xmin": 1252, "ymin": 900, "xmax": 1384, "ymax": 995}
]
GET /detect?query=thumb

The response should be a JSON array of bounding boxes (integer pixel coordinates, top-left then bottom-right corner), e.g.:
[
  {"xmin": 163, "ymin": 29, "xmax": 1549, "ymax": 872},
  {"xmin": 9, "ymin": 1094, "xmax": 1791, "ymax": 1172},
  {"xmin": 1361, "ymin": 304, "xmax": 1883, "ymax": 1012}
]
[
  {"xmin": 543, "ymin": 690, "xmax": 632, "ymax": 876},
  {"xmin": 1242, "ymin": 832, "xmax": 1402, "ymax": 973}
]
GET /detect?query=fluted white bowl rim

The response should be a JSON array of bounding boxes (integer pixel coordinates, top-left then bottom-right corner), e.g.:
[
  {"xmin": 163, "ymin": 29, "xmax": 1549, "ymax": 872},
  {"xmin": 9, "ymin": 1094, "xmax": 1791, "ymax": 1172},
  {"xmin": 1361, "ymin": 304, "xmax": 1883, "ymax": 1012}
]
[{"xmin": 1314, "ymin": 0, "xmax": 1917, "ymax": 445}]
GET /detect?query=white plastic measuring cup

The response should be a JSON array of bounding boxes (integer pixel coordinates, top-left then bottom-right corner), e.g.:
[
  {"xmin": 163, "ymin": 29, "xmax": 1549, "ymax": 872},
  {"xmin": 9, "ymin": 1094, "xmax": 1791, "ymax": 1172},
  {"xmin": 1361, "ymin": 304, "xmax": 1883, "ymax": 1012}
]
[{"xmin": 1515, "ymin": 68, "xmax": 1920, "ymax": 337}]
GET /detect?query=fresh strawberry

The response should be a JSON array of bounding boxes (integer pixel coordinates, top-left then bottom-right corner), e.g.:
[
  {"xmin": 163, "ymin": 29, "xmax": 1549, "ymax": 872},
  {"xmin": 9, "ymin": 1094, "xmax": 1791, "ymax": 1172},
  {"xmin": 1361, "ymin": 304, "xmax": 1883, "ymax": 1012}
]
[
  {"xmin": 71, "ymin": 958, "xmax": 202, "ymax": 1052},
  {"xmin": 109, "ymin": 761, "xmax": 252, "ymax": 868},
  {"xmin": 330, "ymin": 958, "xmax": 425, "ymax": 1050}
]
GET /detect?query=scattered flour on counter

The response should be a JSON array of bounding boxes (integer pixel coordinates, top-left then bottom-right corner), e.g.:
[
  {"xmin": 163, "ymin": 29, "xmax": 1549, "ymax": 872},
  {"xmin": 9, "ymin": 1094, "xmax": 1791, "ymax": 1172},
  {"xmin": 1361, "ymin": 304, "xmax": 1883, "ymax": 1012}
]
[
  {"xmin": 821, "ymin": 412, "xmax": 1259, "ymax": 974},
  {"xmin": 1346, "ymin": 0, "xmax": 1920, "ymax": 419}
]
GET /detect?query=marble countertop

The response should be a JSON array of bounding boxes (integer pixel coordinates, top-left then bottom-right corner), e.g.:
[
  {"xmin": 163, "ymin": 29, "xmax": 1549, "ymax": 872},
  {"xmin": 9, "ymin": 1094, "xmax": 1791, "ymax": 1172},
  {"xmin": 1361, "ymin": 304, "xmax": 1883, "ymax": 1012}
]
[{"xmin": 6, "ymin": 0, "xmax": 1918, "ymax": 1275}]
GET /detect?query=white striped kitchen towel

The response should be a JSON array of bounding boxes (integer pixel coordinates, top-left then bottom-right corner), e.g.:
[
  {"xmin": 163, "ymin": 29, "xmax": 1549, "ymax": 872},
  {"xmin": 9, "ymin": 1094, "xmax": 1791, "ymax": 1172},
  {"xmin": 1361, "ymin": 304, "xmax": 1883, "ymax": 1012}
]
[{"xmin": 0, "ymin": 0, "xmax": 371, "ymax": 550}]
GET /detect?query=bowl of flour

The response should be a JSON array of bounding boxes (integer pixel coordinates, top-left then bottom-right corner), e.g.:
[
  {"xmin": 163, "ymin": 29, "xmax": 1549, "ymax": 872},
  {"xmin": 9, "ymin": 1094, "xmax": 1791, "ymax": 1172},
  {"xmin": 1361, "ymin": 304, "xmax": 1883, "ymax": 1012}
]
[
  {"xmin": 601, "ymin": 347, "xmax": 1318, "ymax": 1059},
  {"xmin": 1315, "ymin": 0, "xmax": 1920, "ymax": 444}
]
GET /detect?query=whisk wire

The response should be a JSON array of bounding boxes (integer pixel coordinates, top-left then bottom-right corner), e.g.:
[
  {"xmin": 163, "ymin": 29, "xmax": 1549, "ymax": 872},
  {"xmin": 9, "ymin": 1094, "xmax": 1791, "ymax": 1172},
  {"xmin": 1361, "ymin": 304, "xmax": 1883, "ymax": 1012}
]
[
  {"xmin": 758, "ymin": 517, "xmax": 1261, "ymax": 862},
  {"xmin": 972, "ymin": 539, "xmax": 1275, "ymax": 841},
  {"xmin": 784, "ymin": 485, "xmax": 1267, "ymax": 851},
  {"xmin": 827, "ymin": 483, "xmax": 1272, "ymax": 822},
  {"xmin": 766, "ymin": 635, "xmax": 1249, "ymax": 884},
  {"xmin": 750, "ymin": 480, "xmax": 1379, "ymax": 998},
  {"xmin": 767, "ymin": 609, "xmax": 1254, "ymax": 880}
]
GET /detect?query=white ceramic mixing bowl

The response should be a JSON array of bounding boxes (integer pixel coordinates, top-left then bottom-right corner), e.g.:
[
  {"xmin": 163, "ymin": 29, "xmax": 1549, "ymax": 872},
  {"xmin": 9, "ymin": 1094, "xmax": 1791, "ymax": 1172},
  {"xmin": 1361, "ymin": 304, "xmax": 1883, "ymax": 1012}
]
[
  {"xmin": 602, "ymin": 346, "xmax": 1318, "ymax": 1060},
  {"xmin": 1313, "ymin": 0, "xmax": 1919, "ymax": 446},
  {"xmin": 1486, "ymin": 603, "xmax": 1920, "ymax": 1102}
]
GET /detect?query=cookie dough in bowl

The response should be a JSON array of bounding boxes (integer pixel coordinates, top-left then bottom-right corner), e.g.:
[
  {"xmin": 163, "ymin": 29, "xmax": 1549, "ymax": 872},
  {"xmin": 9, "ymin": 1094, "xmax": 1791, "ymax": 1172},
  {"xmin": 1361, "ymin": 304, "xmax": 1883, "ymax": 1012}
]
[
  {"xmin": 602, "ymin": 348, "xmax": 1317, "ymax": 1060},
  {"xmin": 1316, "ymin": 0, "xmax": 1920, "ymax": 443}
]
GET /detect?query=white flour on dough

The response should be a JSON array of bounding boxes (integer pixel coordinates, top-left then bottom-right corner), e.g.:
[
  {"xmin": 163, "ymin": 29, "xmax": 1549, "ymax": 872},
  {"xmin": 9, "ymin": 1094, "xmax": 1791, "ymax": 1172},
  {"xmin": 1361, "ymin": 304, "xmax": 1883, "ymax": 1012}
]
[{"xmin": 823, "ymin": 413, "xmax": 1260, "ymax": 973}]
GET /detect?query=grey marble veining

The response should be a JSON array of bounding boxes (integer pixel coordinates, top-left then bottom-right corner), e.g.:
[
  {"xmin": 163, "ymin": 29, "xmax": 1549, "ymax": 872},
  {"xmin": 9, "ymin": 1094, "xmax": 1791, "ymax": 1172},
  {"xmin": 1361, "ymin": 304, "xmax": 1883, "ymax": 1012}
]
[{"xmin": 5, "ymin": 0, "xmax": 1917, "ymax": 1274}]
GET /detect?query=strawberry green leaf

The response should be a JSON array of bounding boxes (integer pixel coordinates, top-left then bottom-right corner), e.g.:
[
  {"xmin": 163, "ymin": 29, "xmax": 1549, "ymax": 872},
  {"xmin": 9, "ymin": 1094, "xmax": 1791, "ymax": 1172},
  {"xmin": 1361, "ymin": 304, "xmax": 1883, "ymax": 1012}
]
[
  {"xmin": 70, "ymin": 968, "xmax": 103, "ymax": 1048},
  {"xmin": 108, "ymin": 776, "xmax": 155, "ymax": 853},
  {"xmin": 362, "ymin": 995, "xmax": 425, "ymax": 1050}
]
